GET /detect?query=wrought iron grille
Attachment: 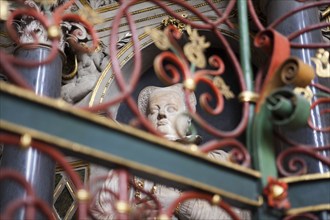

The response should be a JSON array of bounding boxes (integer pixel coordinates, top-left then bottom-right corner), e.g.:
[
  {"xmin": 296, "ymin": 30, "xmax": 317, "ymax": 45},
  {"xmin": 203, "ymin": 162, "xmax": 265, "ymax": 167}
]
[{"xmin": 0, "ymin": 0, "xmax": 329, "ymax": 219}]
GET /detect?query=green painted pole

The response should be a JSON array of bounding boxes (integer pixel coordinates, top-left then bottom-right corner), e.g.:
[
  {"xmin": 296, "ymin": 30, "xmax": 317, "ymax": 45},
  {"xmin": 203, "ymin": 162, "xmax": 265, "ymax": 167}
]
[
  {"xmin": 237, "ymin": 0, "xmax": 254, "ymax": 161},
  {"xmin": 237, "ymin": 1, "xmax": 279, "ymax": 219},
  {"xmin": 237, "ymin": 0, "xmax": 277, "ymax": 185}
]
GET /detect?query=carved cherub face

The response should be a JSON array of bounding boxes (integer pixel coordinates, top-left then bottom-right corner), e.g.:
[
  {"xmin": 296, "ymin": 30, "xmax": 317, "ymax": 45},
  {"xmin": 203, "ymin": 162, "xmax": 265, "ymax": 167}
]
[{"xmin": 147, "ymin": 89, "xmax": 189, "ymax": 140}]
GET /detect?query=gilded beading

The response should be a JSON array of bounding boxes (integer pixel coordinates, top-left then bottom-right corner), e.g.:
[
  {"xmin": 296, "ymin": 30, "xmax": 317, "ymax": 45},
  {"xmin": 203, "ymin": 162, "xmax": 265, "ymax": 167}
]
[
  {"xmin": 211, "ymin": 194, "xmax": 222, "ymax": 205},
  {"xmin": 134, "ymin": 177, "xmax": 144, "ymax": 199},
  {"xmin": 238, "ymin": 91, "xmax": 259, "ymax": 103},
  {"xmin": 189, "ymin": 144, "xmax": 199, "ymax": 152},
  {"xmin": 77, "ymin": 189, "xmax": 90, "ymax": 201},
  {"xmin": 157, "ymin": 214, "xmax": 170, "ymax": 220},
  {"xmin": 47, "ymin": 25, "xmax": 61, "ymax": 39},
  {"xmin": 183, "ymin": 78, "xmax": 196, "ymax": 91},
  {"xmin": 20, "ymin": 134, "xmax": 32, "ymax": 148},
  {"xmin": 271, "ymin": 185, "xmax": 284, "ymax": 199},
  {"xmin": 151, "ymin": 184, "xmax": 157, "ymax": 195},
  {"xmin": 115, "ymin": 201, "xmax": 131, "ymax": 214}
]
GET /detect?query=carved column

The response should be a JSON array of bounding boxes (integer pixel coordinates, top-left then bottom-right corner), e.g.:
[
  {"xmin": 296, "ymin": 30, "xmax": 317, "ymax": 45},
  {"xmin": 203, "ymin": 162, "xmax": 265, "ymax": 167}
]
[{"xmin": 0, "ymin": 19, "xmax": 63, "ymax": 220}]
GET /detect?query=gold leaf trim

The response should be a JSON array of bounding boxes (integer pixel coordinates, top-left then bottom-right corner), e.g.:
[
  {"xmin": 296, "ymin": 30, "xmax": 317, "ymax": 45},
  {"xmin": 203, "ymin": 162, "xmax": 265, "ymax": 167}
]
[{"xmin": 280, "ymin": 172, "xmax": 330, "ymax": 184}]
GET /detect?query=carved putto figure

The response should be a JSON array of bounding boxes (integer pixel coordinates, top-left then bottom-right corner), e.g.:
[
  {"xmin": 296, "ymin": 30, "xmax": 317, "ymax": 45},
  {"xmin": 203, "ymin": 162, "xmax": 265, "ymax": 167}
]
[{"xmin": 61, "ymin": 42, "xmax": 109, "ymax": 104}]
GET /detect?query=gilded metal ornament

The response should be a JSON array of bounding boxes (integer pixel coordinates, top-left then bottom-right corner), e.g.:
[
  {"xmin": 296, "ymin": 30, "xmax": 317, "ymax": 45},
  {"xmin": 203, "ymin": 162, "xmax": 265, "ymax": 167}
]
[
  {"xmin": 151, "ymin": 184, "xmax": 157, "ymax": 195},
  {"xmin": 20, "ymin": 134, "xmax": 32, "ymax": 148},
  {"xmin": 183, "ymin": 78, "xmax": 196, "ymax": 91},
  {"xmin": 184, "ymin": 25, "xmax": 210, "ymax": 68},
  {"xmin": 211, "ymin": 194, "xmax": 222, "ymax": 205},
  {"xmin": 271, "ymin": 185, "xmax": 284, "ymax": 198},
  {"xmin": 311, "ymin": 48, "xmax": 330, "ymax": 78},
  {"xmin": 263, "ymin": 177, "xmax": 290, "ymax": 210},
  {"xmin": 145, "ymin": 27, "xmax": 170, "ymax": 50},
  {"xmin": 157, "ymin": 214, "xmax": 170, "ymax": 220},
  {"xmin": 162, "ymin": 13, "xmax": 188, "ymax": 32},
  {"xmin": 78, "ymin": 7, "xmax": 104, "ymax": 25},
  {"xmin": 189, "ymin": 144, "xmax": 199, "ymax": 152},
  {"xmin": 238, "ymin": 91, "xmax": 259, "ymax": 103},
  {"xmin": 62, "ymin": 55, "xmax": 78, "ymax": 80},
  {"xmin": 134, "ymin": 177, "xmax": 144, "ymax": 199},
  {"xmin": 294, "ymin": 86, "xmax": 313, "ymax": 102},
  {"xmin": 55, "ymin": 99, "xmax": 68, "ymax": 108},
  {"xmin": 213, "ymin": 76, "xmax": 235, "ymax": 99},
  {"xmin": 47, "ymin": 25, "xmax": 61, "ymax": 39},
  {"xmin": 76, "ymin": 189, "xmax": 90, "ymax": 201},
  {"xmin": 115, "ymin": 201, "xmax": 131, "ymax": 214},
  {"xmin": 0, "ymin": 0, "xmax": 9, "ymax": 21},
  {"xmin": 175, "ymin": 202, "xmax": 182, "ymax": 214}
]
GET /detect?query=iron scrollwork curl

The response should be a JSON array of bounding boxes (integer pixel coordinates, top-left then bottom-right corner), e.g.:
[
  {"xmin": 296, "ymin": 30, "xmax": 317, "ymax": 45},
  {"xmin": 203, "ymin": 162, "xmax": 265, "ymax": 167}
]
[
  {"xmin": 147, "ymin": 24, "xmax": 227, "ymax": 130},
  {"xmin": 163, "ymin": 191, "xmax": 241, "ymax": 220},
  {"xmin": 1, "ymin": 0, "xmax": 330, "ymax": 219},
  {"xmin": 199, "ymin": 139, "xmax": 251, "ymax": 167},
  {"xmin": 276, "ymin": 145, "xmax": 330, "ymax": 177},
  {"xmin": 283, "ymin": 213, "xmax": 319, "ymax": 220}
]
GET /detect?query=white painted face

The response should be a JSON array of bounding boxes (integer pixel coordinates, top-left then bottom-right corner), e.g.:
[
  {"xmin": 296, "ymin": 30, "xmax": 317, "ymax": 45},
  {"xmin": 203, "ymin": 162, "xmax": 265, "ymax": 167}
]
[{"xmin": 147, "ymin": 89, "xmax": 188, "ymax": 140}]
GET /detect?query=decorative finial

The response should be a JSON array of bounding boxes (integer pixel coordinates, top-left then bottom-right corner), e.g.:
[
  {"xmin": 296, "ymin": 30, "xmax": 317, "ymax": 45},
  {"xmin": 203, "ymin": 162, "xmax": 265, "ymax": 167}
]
[
  {"xmin": 211, "ymin": 194, "xmax": 222, "ymax": 205},
  {"xmin": 48, "ymin": 25, "xmax": 61, "ymax": 39},
  {"xmin": 77, "ymin": 189, "xmax": 90, "ymax": 201},
  {"xmin": 183, "ymin": 78, "xmax": 196, "ymax": 91},
  {"xmin": 20, "ymin": 134, "xmax": 32, "ymax": 148}
]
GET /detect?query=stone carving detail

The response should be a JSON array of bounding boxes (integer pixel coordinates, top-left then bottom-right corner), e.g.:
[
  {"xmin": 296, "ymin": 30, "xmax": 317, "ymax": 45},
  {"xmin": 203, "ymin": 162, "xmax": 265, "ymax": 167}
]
[
  {"xmin": 320, "ymin": 6, "xmax": 330, "ymax": 41},
  {"xmin": 62, "ymin": 21, "xmax": 89, "ymax": 43},
  {"xmin": 61, "ymin": 41, "xmax": 110, "ymax": 105},
  {"xmin": 138, "ymin": 84, "xmax": 196, "ymax": 141},
  {"xmin": 11, "ymin": 1, "xmax": 108, "ymax": 106},
  {"xmin": 12, "ymin": 0, "xmax": 71, "ymax": 50},
  {"xmin": 88, "ymin": 0, "xmax": 117, "ymax": 9},
  {"xmin": 70, "ymin": 3, "xmax": 79, "ymax": 13},
  {"xmin": 117, "ymin": 32, "xmax": 132, "ymax": 49},
  {"xmin": 15, "ymin": 19, "xmax": 50, "ymax": 45}
]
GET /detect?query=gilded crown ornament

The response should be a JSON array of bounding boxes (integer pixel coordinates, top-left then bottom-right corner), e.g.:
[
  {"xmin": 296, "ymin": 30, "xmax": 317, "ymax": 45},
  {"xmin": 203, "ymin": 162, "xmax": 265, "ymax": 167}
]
[{"xmin": 162, "ymin": 13, "xmax": 188, "ymax": 32}]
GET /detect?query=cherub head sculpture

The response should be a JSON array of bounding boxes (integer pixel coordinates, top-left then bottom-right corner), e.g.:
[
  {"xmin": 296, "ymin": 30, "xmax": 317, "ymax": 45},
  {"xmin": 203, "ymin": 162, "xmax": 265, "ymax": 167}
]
[{"xmin": 138, "ymin": 84, "xmax": 196, "ymax": 141}]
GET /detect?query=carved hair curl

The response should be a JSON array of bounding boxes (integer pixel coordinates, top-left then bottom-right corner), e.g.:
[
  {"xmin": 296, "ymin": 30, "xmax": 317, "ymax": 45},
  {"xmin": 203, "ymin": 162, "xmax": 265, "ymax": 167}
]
[{"xmin": 137, "ymin": 84, "xmax": 196, "ymax": 115}]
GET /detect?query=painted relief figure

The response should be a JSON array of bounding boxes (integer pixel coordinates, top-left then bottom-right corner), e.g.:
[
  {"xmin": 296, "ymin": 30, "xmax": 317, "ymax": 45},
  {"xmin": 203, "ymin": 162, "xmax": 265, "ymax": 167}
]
[{"xmin": 91, "ymin": 84, "xmax": 248, "ymax": 219}]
